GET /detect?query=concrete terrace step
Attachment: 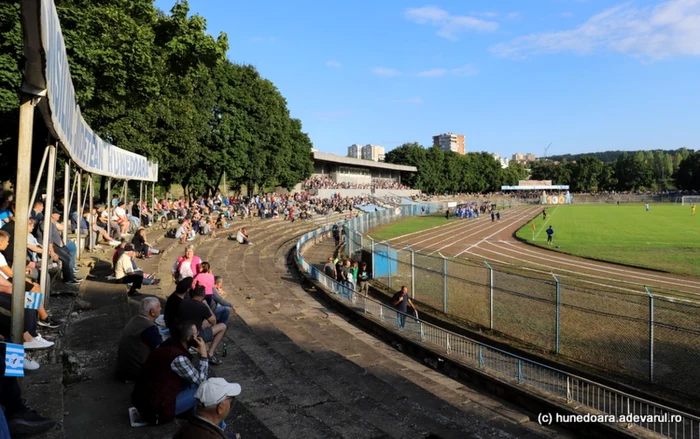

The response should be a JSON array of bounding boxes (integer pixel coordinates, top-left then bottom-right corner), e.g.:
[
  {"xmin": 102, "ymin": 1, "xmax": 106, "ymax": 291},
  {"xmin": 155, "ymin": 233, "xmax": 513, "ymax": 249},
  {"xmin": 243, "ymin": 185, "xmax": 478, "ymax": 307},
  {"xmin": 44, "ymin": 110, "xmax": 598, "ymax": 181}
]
[
  {"xmin": 191, "ymin": 220, "xmax": 563, "ymax": 438},
  {"xmin": 58, "ymin": 222, "xmax": 275, "ymax": 438},
  {"xmin": 50, "ymin": 213, "xmax": 565, "ymax": 438}
]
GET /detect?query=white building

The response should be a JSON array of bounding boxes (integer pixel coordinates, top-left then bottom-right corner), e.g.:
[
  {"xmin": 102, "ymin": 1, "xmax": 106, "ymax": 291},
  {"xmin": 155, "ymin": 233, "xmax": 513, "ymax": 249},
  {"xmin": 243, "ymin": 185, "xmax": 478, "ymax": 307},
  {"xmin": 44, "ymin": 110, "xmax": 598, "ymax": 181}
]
[
  {"xmin": 362, "ymin": 144, "xmax": 385, "ymax": 162},
  {"xmin": 492, "ymin": 153, "xmax": 510, "ymax": 169},
  {"xmin": 347, "ymin": 144, "xmax": 362, "ymax": 159}
]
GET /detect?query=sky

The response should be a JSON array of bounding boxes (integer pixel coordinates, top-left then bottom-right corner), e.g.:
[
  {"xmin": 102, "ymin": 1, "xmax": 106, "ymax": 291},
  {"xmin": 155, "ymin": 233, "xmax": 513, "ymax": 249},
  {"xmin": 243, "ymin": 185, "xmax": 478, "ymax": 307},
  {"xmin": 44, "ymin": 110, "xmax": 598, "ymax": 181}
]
[{"xmin": 154, "ymin": 0, "xmax": 700, "ymax": 159}]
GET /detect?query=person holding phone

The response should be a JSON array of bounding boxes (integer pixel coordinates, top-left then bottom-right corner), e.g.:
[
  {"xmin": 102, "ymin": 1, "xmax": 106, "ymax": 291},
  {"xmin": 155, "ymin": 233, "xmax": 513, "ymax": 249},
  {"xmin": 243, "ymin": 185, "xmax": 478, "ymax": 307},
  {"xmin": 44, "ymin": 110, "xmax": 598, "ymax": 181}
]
[{"xmin": 132, "ymin": 323, "xmax": 210, "ymax": 425}]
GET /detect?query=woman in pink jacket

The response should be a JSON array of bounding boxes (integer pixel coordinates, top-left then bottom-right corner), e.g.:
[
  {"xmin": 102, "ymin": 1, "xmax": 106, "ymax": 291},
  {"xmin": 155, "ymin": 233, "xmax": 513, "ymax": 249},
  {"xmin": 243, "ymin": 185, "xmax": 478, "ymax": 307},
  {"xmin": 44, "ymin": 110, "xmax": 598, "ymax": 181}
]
[{"xmin": 172, "ymin": 245, "xmax": 201, "ymax": 282}]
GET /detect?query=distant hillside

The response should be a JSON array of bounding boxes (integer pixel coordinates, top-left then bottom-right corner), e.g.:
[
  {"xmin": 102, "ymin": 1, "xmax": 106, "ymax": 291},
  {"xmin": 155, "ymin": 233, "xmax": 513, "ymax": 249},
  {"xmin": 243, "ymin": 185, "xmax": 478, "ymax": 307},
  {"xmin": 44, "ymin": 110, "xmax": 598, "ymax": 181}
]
[{"xmin": 546, "ymin": 148, "xmax": 694, "ymax": 163}]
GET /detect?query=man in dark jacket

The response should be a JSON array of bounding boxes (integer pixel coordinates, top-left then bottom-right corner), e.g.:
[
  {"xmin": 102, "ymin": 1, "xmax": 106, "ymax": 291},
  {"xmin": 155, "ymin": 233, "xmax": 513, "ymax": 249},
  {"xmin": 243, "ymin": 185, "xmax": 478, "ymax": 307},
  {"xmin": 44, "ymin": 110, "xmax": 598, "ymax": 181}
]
[
  {"xmin": 116, "ymin": 297, "xmax": 162, "ymax": 381},
  {"xmin": 173, "ymin": 377, "xmax": 241, "ymax": 439},
  {"xmin": 132, "ymin": 323, "xmax": 209, "ymax": 424}
]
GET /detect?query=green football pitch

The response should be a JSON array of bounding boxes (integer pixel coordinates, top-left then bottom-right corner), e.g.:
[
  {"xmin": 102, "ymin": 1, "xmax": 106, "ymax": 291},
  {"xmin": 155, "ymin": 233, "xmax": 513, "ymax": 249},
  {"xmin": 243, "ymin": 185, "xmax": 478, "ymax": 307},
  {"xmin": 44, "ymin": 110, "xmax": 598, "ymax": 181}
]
[{"xmin": 515, "ymin": 203, "xmax": 700, "ymax": 277}]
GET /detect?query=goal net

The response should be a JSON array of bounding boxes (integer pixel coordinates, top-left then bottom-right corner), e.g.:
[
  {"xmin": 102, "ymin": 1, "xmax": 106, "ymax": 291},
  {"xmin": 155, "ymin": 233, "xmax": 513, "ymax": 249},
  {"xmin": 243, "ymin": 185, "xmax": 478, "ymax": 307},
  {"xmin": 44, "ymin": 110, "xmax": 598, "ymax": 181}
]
[{"xmin": 681, "ymin": 196, "xmax": 700, "ymax": 205}]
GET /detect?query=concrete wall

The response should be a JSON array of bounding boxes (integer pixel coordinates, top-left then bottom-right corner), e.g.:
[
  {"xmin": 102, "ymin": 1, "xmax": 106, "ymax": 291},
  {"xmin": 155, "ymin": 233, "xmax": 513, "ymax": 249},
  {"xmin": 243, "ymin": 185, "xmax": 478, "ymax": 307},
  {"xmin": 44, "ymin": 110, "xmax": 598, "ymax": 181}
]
[{"xmin": 315, "ymin": 189, "xmax": 420, "ymax": 199}]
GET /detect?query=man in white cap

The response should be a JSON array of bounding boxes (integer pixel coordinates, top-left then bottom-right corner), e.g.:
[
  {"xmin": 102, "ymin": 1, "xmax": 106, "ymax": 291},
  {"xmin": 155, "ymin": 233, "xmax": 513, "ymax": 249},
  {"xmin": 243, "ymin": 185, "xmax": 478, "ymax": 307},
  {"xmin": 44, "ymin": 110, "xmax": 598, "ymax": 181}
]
[{"xmin": 173, "ymin": 377, "xmax": 241, "ymax": 439}]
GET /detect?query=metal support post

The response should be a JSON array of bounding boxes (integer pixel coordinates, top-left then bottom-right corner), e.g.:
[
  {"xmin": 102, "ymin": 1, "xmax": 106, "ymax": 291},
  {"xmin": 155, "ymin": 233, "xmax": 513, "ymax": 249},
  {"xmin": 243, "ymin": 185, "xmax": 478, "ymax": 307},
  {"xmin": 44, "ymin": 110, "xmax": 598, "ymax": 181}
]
[
  {"xmin": 123, "ymin": 180, "xmax": 128, "ymax": 203},
  {"xmin": 442, "ymin": 253, "xmax": 448, "ymax": 313},
  {"xmin": 63, "ymin": 161, "xmax": 70, "ymax": 244},
  {"xmin": 370, "ymin": 238, "xmax": 375, "ymax": 279},
  {"xmin": 67, "ymin": 171, "xmax": 78, "ymax": 235},
  {"xmin": 29, "ymin": 144, "xmax": 49, "ymax": 210},
  {"xmin": 139, "ymin": 181, "xmax": 143, "ymax": 206},
  {"xmin": 40, "ymin": 144, "xmax": 57, "ymax": 307},
  {"xmin": 106, "ymin": 178, "xmax": 112, "ymax": 236},
  {"xmin": 89, "ymin": 175, "xmax": 94, "ymax": 252},
  {"xmin": 553, "ymin": 274, "xmax": 560, "ymax": 353},
  {"xmin": 409, "ymin": 246, "xmax": 415, "ymax": 300},
  {"xmin": 386, "ymin": 242, "xmax": 392, "ymax": 289},
  {"xmin": 517, "ymin": 360, "xmax": 523, "ymax": 383},
  {"xmin": 11, "ymin": 93, "xmax": 35, "ymax": 344},
  {"xmin": 76, "ymin": 171, "xmax": 82, "ymax": 260},
  {"xmin": 152, "ymin": 183, "xmax": 155, "ymax": 214},
  {"xmin": 645, "ymin": 286, "xmax": 654, "ymax": 383},
  {"xmin": 485, "ymin": 261, "xmax": 494, "ymax": 330}
]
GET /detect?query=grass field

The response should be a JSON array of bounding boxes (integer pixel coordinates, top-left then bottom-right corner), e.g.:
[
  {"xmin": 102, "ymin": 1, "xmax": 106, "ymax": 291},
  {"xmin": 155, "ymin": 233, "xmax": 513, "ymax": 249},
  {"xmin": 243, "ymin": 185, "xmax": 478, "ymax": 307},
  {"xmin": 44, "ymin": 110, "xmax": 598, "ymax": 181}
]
[
  {"xmin": 516, "ymin": 204, "xmax": 700, "ymax": 276},
  {"xmin": 368, "ymin": 214, "xmax": 455, "ymax": 241}
]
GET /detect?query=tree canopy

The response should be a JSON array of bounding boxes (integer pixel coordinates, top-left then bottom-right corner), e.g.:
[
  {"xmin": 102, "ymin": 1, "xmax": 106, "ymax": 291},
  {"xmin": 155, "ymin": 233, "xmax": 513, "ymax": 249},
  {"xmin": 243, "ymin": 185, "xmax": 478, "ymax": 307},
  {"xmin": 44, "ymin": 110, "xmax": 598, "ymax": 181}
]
[
  {"xmin": 0, "ymin": 0, "xmax": 313, "ymax": 196},
  {"xmin": 384, "ymin": 143, "xmax": 527, "ymax": 193}
]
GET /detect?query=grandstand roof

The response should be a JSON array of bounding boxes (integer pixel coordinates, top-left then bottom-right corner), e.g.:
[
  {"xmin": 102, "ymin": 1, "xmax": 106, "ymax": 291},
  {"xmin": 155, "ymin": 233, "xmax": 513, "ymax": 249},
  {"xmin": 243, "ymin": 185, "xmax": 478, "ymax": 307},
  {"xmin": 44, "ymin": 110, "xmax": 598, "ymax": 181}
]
[{"xmin": 313, "ymin": 151, "xmax": 417, "ymax": 172}]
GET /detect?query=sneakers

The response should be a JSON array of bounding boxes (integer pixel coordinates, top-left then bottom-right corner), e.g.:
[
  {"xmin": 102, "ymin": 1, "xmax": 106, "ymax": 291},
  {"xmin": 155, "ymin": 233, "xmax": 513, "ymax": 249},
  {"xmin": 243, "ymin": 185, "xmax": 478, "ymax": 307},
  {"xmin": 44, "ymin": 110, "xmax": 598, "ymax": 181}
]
[
  {"xmin": 35, "ymin": 334, "xmax": 55, "ymax": 347},
  {"xmin": 7, "ymin": 408, "xmax": 58, "ymax": 436},
  {"xmin": 23, "ymin": 335, "xmax": 54, "ymax": 350},
  {"xmin": 37, "ymin": 316, "xmax": 61, "ymax": 329},
  {"xmin": 109, "ymin": 240, "xmax": 121, "ymax": 246},
  {"xmin": 66, "ymin": 278, "xmax": 83, "ymax": 285},
  {"xmin": 209, "ymin": 354, "xmax": 222, "ymax": 366},
  {"xmin": 24, "ymin": 357, "xmax": 40, "ymax": 371}
]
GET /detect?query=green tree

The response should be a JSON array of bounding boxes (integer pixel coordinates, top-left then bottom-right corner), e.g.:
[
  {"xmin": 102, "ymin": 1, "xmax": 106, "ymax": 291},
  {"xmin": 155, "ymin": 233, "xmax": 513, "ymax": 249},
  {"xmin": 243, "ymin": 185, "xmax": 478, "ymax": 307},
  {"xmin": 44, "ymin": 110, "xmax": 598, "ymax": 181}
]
[
  {"xmin": 570, "ymin": 156, "xmax": 603, "ymax": 192},
  {"xmin": 384, "ymin": 142, "xmax": 426, "ymax": 189},
  {"xmin": 676, "ymin": 152, "xmax": 700, "ymax": 190}
]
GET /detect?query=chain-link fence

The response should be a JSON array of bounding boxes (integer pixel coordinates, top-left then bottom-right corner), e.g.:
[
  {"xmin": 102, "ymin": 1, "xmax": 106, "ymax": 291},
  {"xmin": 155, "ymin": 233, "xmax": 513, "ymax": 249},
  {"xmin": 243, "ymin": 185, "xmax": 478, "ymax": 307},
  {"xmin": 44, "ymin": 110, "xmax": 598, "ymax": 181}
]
[{"xmin": 344, "ymin": 206, "xmax": 700, "ymax": 399}]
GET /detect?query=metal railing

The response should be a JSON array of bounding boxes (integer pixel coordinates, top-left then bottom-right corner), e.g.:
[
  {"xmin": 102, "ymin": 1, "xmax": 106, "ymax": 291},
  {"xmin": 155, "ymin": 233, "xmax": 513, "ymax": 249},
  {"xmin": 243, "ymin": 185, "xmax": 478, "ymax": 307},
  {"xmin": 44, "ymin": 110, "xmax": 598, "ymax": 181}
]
[
  {"xmin": 341, "ymin": 207, "xmax": 700, "ymax": 402},
  {"xmin": 295, "ymin": 224, "xmax": 700, "ymax": 439}
]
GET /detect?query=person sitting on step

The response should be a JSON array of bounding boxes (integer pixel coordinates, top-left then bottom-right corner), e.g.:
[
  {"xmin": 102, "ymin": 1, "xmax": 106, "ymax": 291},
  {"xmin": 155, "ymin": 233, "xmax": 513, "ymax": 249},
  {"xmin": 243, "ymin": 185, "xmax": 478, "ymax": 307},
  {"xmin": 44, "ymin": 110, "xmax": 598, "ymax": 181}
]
[
  {"xmin": 173, "ymin": 377, "xmax": 241, "ymax": 439},
  {"xmin": 235, "ymin": 228, "xmax": 251, "ymax": 245},
  {"xmin": 178, "ymin": 286, "xmax": 226, "ymax": 366},
  {"xmin": 131, "ymin": 323, "xmax": 209, "ymax": 425},
  {"xmin": 116, "ymin": 297, "xmax": 163, "ymax": 381},
  {"xmin": 114, "ymin": 244, "xmax": 144, "ymax": 297}
]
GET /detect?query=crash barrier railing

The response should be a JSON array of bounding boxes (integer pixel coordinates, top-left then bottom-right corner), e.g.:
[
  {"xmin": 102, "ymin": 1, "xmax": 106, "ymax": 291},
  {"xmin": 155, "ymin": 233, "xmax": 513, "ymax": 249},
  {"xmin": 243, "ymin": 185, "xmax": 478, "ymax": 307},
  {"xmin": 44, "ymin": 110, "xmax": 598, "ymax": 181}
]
[{"xmin": 296, "ymin": 224, "xmax": 700, "ymax": 439}]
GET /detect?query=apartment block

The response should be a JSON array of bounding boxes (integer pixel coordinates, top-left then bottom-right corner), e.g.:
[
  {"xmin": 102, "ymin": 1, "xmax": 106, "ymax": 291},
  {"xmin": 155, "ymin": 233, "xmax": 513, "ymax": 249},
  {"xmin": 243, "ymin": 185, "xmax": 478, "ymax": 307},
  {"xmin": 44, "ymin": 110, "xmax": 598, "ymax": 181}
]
[{"xmin": 433, "ymin": 133, "xmax": 465, "ymax": 155}]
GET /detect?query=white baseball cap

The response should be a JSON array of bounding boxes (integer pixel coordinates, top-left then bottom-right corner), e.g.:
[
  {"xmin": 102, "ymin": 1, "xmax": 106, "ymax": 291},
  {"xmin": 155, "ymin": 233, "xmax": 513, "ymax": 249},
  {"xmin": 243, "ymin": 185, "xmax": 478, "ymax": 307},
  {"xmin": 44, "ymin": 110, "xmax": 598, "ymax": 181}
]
[{"xmin": 195, "ymin": 378, "xmax": 242, "ymax": 407}]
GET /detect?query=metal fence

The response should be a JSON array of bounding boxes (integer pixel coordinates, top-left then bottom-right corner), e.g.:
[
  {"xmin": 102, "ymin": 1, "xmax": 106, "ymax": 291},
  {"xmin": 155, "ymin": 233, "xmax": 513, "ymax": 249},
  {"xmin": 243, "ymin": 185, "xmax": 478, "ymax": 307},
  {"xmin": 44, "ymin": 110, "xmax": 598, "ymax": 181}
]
[
  {"xmin": 296, "ymin": 223, "xmax": 700, "ymax": 439},
  {"xmin": 342, "ymin": 208, "xmax": 700, "ymax": 402}
]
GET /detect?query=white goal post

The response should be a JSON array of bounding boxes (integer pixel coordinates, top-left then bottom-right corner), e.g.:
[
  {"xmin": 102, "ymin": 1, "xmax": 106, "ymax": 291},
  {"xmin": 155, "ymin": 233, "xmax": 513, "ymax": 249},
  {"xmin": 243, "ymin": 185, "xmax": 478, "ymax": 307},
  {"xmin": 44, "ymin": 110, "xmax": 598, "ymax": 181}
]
[{"xmin": 681, "ymin": 196, "xmax": 700, "ymax": 205}]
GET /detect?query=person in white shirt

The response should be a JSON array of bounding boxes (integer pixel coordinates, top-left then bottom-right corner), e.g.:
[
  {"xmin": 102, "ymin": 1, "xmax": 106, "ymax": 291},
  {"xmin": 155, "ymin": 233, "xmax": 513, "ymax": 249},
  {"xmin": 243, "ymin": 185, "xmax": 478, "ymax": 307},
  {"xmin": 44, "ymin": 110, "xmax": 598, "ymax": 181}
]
[
  {"xmin": 114, "ymin": 244, "xmax": 143, "ymax": 297},
  {"xmin": 113, "ymin": 201, "xmax": 130, "ymax": 235},
  {"xmin": 236, "ymin": 228, "xmax": 251, "ymax": 245}
]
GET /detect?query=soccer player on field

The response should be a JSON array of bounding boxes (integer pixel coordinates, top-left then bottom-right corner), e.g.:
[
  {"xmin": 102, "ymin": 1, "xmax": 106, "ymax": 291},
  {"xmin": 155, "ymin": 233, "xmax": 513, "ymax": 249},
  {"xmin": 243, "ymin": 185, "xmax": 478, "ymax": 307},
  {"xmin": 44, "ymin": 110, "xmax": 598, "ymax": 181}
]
[
  {"xmin": 645, "ymin": 203, "xmax": 650, "ymax": 212},
  {"xmin": 692, "ymin": 204, "xmax": 696, "ymax": 216},
  {"xmin": 546, "ymin": 225, "xmax": 554, "ymax": 246}
]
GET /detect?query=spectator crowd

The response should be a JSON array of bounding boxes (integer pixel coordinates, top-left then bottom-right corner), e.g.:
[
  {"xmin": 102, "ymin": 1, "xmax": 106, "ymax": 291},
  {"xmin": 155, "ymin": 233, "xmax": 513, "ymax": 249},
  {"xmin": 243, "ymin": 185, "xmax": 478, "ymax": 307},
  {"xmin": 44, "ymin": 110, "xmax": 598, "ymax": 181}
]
[{"xmin": 303, "ymin": 177, "xmax": 411, "ymax": 191}]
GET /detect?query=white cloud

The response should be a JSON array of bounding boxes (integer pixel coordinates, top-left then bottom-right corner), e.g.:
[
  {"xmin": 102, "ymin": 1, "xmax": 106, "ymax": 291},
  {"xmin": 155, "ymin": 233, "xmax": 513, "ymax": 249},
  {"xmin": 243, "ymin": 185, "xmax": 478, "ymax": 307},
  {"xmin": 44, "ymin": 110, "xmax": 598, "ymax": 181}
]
[
  {"xmin": 391, "ymin": 97, "xmax": 423, "ymax": 104},
  {"xmin": 451, "ymin": 64, "xmax": 479, "ymax": 76},
  {"xmin": 371, "ymin": 67, "xmax": 402, "ymax": 77},
  {"xmin": 417, "ymin": 68, "xmax": 448, "ymax": 77},
  {"xmin": 250, "ymin": 36, "xmax": 276, "ymax": 43},
  {"xmin": 560, "ymin": 11, "xmax": 575, "ymax": 18},
  {"xmin": 492, "ymin": 0, "xmax": 700, "ymax": 59},
  {"xmin": 404, "ymin": 6, "xmax": 499, "ymax": 40},
  {"xmin": 473, "ymin": 11, "xmax": 499, "ymax": 18},
  {"xmin": 417, "ymin": 64, "xmax": 478, "ymax": 77},
  {"xmin": 326, "ymin": 60, "xmax": 341, "ymax": 68}
]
